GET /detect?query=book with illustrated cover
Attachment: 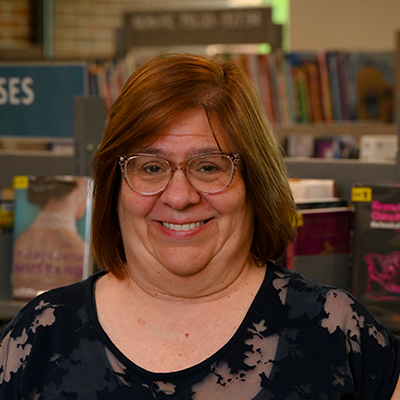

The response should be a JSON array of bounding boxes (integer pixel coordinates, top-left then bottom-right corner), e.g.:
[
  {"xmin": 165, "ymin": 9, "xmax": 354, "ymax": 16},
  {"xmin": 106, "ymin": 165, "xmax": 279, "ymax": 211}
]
[
  {"xmin": 12, "ymin": 175, "xmax": 92, "ymax": 300},
  {"xmin": 347, "ymin": 52, "xmax": 395, "ymax": 122},
  {"xmin": 351, "ymin": 184, "xmax": 400, "ymax": 332}
]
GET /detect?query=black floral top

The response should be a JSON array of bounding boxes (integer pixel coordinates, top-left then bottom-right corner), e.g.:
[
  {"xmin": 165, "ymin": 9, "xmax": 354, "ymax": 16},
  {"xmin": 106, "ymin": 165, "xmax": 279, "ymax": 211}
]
[{"xmin": 1, "ymin": 262, "xmax": 399, "ymax": 399}]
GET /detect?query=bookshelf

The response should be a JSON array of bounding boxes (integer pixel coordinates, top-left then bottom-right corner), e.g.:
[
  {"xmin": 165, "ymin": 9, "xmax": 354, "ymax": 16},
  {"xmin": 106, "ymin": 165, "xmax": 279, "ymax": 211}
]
[
  {"xmin": 1, "ymin": 24, "xmax": 400, "ymax": 322},
  {"xmin": 274, "ymin": 121, "xmax": 396, "ymax": 142},
  {"xmin": 279, "ymin": 102, "xmax": 400, "ymax": 201}
]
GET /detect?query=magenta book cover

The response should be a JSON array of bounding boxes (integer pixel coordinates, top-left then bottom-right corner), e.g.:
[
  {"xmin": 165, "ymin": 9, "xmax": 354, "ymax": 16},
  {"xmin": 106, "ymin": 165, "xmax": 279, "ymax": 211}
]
[
  {"xmin": 290, "ymin": 208, "xmax": 352, "ymax": 257},
  {"xmin": 284, "ymin": 205, "xmax": 353, "ymax": 290},
  {"xmin": 352, "ymin": 184, "xmax": 400, "ymax": 331}
]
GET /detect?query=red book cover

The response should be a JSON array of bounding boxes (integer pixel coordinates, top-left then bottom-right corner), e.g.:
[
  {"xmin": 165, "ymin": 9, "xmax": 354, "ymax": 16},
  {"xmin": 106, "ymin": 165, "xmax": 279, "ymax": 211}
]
[
  {"xmin": 257, "ymin": 54, "xmax": 276, "ymax": 123},
  {"xmin": 285, "ymin": 204, "xmax": 353, "ymax": 291},
  {"xmin": 317, "ymin": 51, "xmax": 333, "ymax": 122},
  {"xmin": 305, "ymin": 61, "xmax": 323, "ymax": 122}
]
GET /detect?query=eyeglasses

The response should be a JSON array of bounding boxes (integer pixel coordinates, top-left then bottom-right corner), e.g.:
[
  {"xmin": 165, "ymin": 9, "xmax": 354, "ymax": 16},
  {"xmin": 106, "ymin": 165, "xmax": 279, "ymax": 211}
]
[{"xmin": 119, "ymin": 152, "xmax": 240, "ymax": 195}]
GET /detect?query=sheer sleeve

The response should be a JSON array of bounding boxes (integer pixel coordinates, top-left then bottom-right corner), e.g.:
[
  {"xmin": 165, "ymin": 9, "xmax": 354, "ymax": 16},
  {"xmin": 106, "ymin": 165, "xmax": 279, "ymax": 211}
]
[{"xmin": 320, "ymin": 288, "xmax": 400, "ymax": 400}]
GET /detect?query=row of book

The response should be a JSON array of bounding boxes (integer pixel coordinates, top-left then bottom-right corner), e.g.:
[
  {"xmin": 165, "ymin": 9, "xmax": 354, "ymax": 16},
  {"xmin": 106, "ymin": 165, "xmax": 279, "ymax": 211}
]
[
  {"xmin": 285, "ymin": 133, "xmax": 398, "ymax": 161},
  {"xmin": 87, "ymin": 59, "xmax": 133, "ymax": 117},
  {"xmin": 85, "ymin": 50, "xmax": 396, "ymax": 125},
  {"xmin": 282, "ymin": 179, "xmax": 400, "ymax": 333},
  {"xmin": 1, "ymin": 175, "xmax": 399, "ymax": 332},
  {"xmin": 216, "ymin": 50, "xmax": 395, "ymax": 124}
]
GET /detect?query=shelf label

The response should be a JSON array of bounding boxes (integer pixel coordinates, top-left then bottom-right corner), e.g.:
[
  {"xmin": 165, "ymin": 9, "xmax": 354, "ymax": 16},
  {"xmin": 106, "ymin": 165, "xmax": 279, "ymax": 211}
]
[
  {"xmin": 352, "ymin": 187, "xmax": 372, "ymax": 202},
  {"xmin": 13, "ymin": 175, "xmax": 29, "ymax": 190},
  {"xmin": 292, "ymin": 212, "xmax": 304, "ymax": 227}
]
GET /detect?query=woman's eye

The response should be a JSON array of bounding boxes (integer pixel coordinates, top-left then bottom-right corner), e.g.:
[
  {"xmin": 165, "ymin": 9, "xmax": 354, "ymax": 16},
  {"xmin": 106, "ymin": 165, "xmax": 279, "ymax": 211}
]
[
  {"xmin": 143, "ymin": 164, "xmax": 164, "ymax": 174},
  {"xmin": 199, "ymin": 164, "xmax": 218, "ymax": 173}
]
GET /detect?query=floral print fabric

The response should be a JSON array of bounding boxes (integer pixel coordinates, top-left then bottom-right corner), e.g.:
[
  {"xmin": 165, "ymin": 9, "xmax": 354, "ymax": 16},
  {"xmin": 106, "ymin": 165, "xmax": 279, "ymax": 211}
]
[{"xmin": 1, "ymin": 262, "xmax": 399, "ymax": 399}]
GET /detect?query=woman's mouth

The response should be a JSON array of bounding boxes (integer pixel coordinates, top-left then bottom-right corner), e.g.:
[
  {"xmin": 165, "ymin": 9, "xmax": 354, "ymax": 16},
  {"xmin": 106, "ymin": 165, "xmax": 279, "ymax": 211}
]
[{"xmin": 161, "ymin": 221, "xmax": 206, "ymax": 232}]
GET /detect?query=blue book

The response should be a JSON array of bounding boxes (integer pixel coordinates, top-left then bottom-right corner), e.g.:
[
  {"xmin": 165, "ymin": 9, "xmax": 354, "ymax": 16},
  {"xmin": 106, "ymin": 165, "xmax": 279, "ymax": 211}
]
[{"xmin": 12, "ymin": 175, "xmax": 92, "ymax": 300}]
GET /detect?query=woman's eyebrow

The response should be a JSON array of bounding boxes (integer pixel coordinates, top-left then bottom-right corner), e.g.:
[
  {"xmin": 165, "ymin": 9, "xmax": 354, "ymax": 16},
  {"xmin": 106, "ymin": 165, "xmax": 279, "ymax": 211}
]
[{"xmin": 132, "ymin": 146, "xmax": 223, "ymax": 158}]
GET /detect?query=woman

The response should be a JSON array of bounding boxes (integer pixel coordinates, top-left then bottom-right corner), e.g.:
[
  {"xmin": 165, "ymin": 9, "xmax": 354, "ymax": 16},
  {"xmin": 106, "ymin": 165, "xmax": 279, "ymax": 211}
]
[{"xmin": 1, "ymin": 53, "xmax": 399, "ymax": 399}]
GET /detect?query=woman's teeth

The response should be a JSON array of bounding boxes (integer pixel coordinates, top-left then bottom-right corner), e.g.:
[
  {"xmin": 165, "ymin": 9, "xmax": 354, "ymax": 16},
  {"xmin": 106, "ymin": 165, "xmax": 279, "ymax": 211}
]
[{"xmin": 162, "ymin": 221, "xmax": 204, "ymax": 231}]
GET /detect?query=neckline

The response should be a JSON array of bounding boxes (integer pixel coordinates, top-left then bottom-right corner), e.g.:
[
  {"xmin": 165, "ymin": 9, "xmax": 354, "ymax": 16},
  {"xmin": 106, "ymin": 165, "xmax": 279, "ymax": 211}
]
[{"xmin": 86, "ymin": 262, "xmax": 277, "ymax": 380}]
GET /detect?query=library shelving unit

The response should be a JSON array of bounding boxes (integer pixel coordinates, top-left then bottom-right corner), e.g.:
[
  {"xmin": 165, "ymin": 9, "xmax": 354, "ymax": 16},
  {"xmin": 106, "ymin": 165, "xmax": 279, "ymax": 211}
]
[
  {"xmin": 1, "ymin": 117, "xmax": 400, "ymax": 326},
  {"xmin": 1, "ymin": 17, "xmax": 400, "ymax": 323},
  {"xmin": 276, "ymin": 119, "xmax": 400, "ymax": 201},
  {"xmin": 0, "ymin": 97, "xmax": 105, "ymax": 324}
]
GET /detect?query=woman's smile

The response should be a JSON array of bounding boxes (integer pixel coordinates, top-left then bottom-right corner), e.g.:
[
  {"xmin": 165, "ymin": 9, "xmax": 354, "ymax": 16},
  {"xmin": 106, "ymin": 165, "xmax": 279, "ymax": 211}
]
[{"xmin": 161, "ymin": 220, "xmax": 206, "ymax": 232}]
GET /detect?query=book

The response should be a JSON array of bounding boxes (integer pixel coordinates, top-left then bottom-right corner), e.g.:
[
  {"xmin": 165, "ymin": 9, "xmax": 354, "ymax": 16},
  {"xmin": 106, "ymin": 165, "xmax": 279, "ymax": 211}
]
[
  {"xmin": 305, "ymin": 61, "xmax": 323, "ymax": 122},
  {"xmin": 337, "ymin": 52, "xmax": 351, "ymax": 121},
  {"xmin": 257, "ymin": 54, "xmax": 276, "ymax": 123},
  {"xmin": 266, "ymin": 51, "xmax": 281, "ymax": 123},
  {"xmin": 283, "ymin": 203, "xmax": 353, "ymax": 291},
  {"xmin": 326, "ymin": 52, "xmax": 342, "ymax": 121},
  {"xmin": 0, "ymin": 188, "xmax": 14, "ymax": 300},
  {"xmin": 285, "ymin": 134, "xmax": 315, "ymax": 158},
  {"xmin": 314, "ymin": 135, "xmax": 357, "ymax": 159},
  {"xmin": 351, "ymin": 184, "xmax": 400, "ymax": 332},
  {"xmin": 288, "ymin": 178, "xmax": 337, "ymax": 202},
  {"xmin": 348, "ymin": 52, "xmax": 395, "ymax": 123},
  {"xmin": 286, "ymin": 52, "xmax": 315, "ymax": 123},
  {"xmin": 276, "ymin": 180, "xmax": 353, "ymax": 290},
  {"xmin": 283, "ymin": 53, "xmax": 299, "ymax": 123},
  {"xmin": 274, "ymin": 51, "xmax": 292, "ymax": 124},
  {"xmin": 359, "ymin": 134, "xmax": 398, "ymax": 162},
  {"xmin": 317, "ymin": 51, "xmax": 333, "ymax": 122},
  {"xmin": 12, "ymin": 175, "xmax": 92, "ymax": 300}
]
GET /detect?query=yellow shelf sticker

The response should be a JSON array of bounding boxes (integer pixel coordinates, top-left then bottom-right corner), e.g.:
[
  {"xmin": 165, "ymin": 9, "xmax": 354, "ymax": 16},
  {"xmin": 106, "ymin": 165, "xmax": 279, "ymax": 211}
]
[
  {"xmin": 293, "ymin": 213, "xmax": 304, "ymax": 227},
  {"xmin": 13, "ymin": 175, "xmax": 29, "ymax": 190},
  {"xmin": 352, "ymin": 187, "xmax": 372, "ymax": 202}
]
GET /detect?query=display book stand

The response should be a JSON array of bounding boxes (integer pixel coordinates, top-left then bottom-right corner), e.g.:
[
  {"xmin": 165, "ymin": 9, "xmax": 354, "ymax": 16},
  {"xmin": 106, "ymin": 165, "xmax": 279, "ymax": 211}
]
[
  {"xmin": 1, "ymin": 97, "xmax": 400, "ymax": 324},
  {"xmin": 0, "ymin": 96, "xmax": 105, "ymax": 325}
]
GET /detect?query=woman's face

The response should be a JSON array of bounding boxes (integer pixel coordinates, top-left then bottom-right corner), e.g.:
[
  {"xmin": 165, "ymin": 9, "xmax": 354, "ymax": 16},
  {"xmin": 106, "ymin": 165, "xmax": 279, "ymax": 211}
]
[{"xmin": 117, "ymin": 109, "xmax": 254, "ymax": 280}]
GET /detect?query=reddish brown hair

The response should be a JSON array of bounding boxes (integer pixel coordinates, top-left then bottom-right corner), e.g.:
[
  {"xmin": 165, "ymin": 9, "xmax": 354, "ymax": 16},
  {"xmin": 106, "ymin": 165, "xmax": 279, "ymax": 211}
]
[{"xmin": 91, "ymin": 53, "xmax": 296, "ymax": 278}]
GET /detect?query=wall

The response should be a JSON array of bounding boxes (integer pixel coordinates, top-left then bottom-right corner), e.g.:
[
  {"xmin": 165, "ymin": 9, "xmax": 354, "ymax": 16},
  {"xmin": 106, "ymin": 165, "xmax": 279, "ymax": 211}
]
[
  {"xmin": 0, "ymin": 0, "xmax": 32, "ymax": 48},
  {"xmin": 3, "ymin": 0, "xmax": 399, "ymax": 59},
  {"xmin": 290, "ymin": 0, "xmax": 400, "ymax": 51},
  {"xmin": 0, "ymin": 0, "xmax": 239, "ymax": 60}
]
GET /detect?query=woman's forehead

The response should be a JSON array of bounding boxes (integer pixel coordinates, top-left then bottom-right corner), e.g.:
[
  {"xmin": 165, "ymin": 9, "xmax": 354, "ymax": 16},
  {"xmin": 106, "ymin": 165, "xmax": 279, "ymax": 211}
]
[{"xmin": 129, "ymin": 110, "xmax": 233, "ymax": 154}]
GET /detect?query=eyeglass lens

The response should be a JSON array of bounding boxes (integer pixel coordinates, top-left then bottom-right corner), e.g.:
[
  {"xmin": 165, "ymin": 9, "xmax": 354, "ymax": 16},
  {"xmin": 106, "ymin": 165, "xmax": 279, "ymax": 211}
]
[{"xmin": 124, "ymin": 154, "xmax": 234, "ymax": 194}]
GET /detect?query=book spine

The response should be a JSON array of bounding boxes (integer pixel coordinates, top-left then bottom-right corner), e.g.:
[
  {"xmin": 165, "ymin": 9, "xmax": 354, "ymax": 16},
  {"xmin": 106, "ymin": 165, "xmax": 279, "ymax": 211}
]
[
  {"xmin": 327, "ymin": 52, "xmax": 343, "ymax": 121},
  {"xmin": 306, "ymin": 61, "xmax": 323, "ymax": 122},
  {"xmin": 258, "ymin": 54, "xmax": 276, "ymax": 123}
]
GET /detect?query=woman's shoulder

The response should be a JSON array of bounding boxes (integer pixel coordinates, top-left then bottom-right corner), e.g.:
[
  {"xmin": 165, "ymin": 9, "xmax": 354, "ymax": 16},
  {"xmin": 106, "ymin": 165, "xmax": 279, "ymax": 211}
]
[
  {"xmin": 268, "ymin": 263, "xmax": 399, "ymax": 349},
  {"xmin": 268, "ymin": 262, "xmax": 344, "ymax": 298}
]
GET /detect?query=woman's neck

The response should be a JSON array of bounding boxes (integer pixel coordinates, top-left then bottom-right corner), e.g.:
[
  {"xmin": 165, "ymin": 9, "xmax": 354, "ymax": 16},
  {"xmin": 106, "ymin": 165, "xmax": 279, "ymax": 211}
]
[{"xmin": 111, "ymin": 255, "xmax": 265, "ymax": 306}]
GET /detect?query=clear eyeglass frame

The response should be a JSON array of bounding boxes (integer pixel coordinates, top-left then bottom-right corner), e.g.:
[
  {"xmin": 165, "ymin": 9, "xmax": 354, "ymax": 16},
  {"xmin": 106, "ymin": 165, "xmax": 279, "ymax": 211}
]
[{"xmin": 119, "ymin": 152, "xmax": 241, "ymax": 195}]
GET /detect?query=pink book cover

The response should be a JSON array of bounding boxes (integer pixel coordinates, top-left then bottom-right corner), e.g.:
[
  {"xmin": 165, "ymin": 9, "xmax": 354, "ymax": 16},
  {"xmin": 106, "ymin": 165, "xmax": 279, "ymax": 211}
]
[{"xmin": 352, "ymin": 184, "xmax": 400, "ymax": 331}]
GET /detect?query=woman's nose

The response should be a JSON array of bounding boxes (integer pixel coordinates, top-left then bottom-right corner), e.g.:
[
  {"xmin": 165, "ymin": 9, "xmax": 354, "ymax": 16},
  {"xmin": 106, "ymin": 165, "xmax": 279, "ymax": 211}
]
[{"xmin": 160, "ymin": 169, "xmax": 201, "ymax": 210}]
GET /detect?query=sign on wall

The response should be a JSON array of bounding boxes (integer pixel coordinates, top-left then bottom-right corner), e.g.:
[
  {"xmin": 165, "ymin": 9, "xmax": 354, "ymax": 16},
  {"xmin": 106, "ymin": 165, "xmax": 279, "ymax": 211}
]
[
  {"xmin": 119, "ymin": 7, "xmax": 282, "ymax": 51},
  {"xmin": 0, "ymin": 63, "xmax": 88, "ymax": 138}
]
